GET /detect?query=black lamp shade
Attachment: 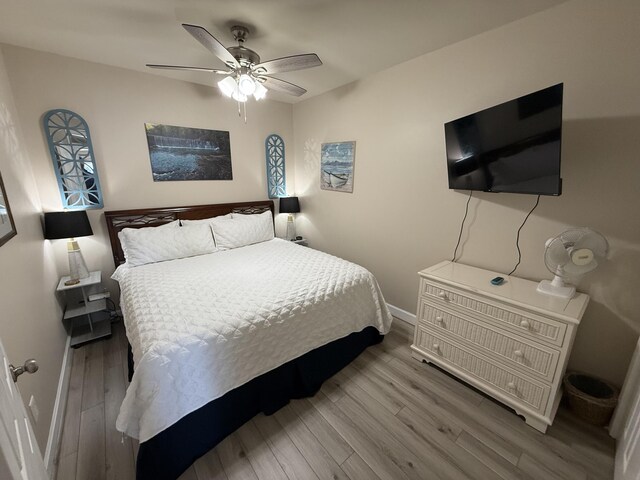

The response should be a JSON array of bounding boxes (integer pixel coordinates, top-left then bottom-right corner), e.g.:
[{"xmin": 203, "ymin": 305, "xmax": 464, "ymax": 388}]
[
  {"xmin": 44, "ymin": 211, "xmax": 93, "ymax": 240},
  {"xmin": 279, "ymin": 196, "xmax": 300, "ymax": 214}
]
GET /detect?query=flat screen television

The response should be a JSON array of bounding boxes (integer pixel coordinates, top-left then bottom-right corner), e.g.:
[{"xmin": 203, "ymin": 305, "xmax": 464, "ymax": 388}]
[{"xmin": 445, "ymin": 83, "xmax": 563, "ymax": 196}]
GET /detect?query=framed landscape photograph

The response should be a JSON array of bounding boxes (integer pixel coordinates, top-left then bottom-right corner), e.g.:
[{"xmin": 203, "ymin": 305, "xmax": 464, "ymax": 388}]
[
  {"xmin": 0, "ymin": 171, "xmax": 17, "ymax": 247},
  {"xmin": 321, "ymin": 141, "xmax": 356, "ymax": 193},
  {"xmin": 145, "ymin": 123, "xmax": 232, "ymax": 181}
]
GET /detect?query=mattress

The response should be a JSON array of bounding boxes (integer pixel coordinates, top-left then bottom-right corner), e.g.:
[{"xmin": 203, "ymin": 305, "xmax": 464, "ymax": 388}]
[{"xmin": 112, "ymin": 238, "xmax": 392, "ymax": 442}]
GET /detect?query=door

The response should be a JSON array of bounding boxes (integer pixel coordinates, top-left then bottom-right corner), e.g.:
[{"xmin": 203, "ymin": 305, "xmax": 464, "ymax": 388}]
[
  {"xmin": 612, "ymin": 338, "xmax": 640, "ymax": 480},
  {"xmin": 615, "ymin": 393, "xmax": 640, "ymax": 480},
  {"xmin": 0, "ymin": 334, "xmax": 48, "ymax": 480}
]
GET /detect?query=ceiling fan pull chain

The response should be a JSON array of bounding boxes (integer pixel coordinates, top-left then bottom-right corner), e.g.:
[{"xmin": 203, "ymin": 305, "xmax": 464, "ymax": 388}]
[{"xmin": 243, "ymin": 101, "xmax": 248, "ymax": 124}]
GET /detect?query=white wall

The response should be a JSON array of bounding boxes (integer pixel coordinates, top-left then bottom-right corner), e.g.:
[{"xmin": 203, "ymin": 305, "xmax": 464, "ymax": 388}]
[
  {"xmin": 0, "ymin": 46, "xmax": 67, "ymax": 451},
  {"xmin": 1, "ymin": 46, "xmax": 294, "ymax": 296},
  {"xmin": 292, "ymin": 0, "xmax": 640, "ymax": 386}
]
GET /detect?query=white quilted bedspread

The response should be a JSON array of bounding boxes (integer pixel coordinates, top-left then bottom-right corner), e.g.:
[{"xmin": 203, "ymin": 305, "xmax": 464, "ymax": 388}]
[{"xmin": 112, "ymin": 238, "xmax": 392, "ymax": 442}]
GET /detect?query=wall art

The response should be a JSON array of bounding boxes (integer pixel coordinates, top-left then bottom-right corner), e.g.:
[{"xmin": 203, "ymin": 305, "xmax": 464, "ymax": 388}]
[
  {"xmin": 0, "ymin": 171, "xmax": 17, "ymax": 247},
  {"xmin": 145, "ymin": 123, "xmax": 232, "ymax": 181},
  {"xmin": 265, "ymin": 134, "xmax": 286, "ymax": 198},
  {"xmin": 43, "ymin": 109, "xmax": 103, "ymax": 209},
  {"xmin": 321, "ymin": 141, "xmax": 355, "ymax": 193}
]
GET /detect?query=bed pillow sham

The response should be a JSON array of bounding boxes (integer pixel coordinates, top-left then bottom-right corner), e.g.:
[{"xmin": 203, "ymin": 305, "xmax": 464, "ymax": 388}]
[
  {"xmin": 213, "ymin": 210, "xmax": 274, "ymax": 250},
  {"xmin": 119, "ymin": 222, "xmax": 217, "ymax": 267},
  {"xmin": 118, "ymin": 220, "xmax": 178, "ymax": 261}
]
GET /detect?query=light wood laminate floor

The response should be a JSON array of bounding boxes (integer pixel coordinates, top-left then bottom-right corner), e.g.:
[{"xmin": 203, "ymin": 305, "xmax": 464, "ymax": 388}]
[{"xmin": 54, "ymin": 319, "xmax": 615, "ymax": 480}]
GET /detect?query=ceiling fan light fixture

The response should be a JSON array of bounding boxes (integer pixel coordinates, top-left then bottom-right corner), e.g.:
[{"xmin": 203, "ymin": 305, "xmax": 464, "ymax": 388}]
[
  {"xmin": 217, "ymin": 76, "xmax": 237, "ymax": 97},
  {"xmin": 231, "ymin": 90, "xmax": 248, "ymax": 103},
  {"xmin": 238, "ymin": 74, "xmax": 256, "ymax": 95},
  {"xmin": 253, "ymin": 82, "xmax": 268, "ymax": 101}
]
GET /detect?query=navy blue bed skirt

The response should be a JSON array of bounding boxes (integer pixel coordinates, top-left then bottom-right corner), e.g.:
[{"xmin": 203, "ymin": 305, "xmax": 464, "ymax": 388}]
[{"xmin": 130, "ymin": 326, "xmax": 384, "ymax": 480}]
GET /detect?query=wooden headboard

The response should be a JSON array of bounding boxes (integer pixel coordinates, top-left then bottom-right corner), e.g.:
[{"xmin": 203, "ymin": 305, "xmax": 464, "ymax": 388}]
[{"xmin": 104, "ymin": 200, "xmax": 274, "ymax": 266}]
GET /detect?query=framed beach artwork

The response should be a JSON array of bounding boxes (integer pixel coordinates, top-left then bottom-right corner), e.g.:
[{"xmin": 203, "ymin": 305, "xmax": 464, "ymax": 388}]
[
  {"xmin": 0, "ymin": 171, "xmax": 17, "ymax": 247},
  {"xmin": 145, "ymin": 123, "xmax": 232, "ymax": 181},
  {"xmin": 321, "ymin": 141, "xmax": 356, "ymax": 193}
]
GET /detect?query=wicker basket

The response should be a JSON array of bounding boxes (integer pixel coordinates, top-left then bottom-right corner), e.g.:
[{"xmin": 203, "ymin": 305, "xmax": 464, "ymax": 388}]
[{"xmin": 563, "ymin": 372, "xmax": 619, "ymax": 426}]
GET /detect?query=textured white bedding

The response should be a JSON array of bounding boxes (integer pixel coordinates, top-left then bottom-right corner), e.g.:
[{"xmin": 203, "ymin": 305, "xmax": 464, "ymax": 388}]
[{"xmin": 112, "ymin": 238, "xmax": 392, "ymax": 442}]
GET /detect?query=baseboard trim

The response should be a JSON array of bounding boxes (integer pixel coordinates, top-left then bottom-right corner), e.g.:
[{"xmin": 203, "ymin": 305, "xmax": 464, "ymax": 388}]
[
  {"xmin": 44, "ymin": 334, "xmax": 72, "ymax": 477},
  {"xmin": 387, "ymin": 303, "xmax": 416, "ymax": 325}
]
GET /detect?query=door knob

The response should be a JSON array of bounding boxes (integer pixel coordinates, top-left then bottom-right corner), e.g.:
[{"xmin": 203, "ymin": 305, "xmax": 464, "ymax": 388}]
[{"xmin": 10, "ymin": 359, "xmax": 39, "ymax": 383}]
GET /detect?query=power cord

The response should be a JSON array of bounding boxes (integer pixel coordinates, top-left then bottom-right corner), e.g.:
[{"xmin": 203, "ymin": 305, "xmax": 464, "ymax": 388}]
[
  {"xmin": 106, "ymin": 297, "xmax": 122, "ymax": 319},
  {"xmin": 507, "ymin": 195, "xmax": 541, "ymax": 276},
  {"xmin": 451, "ymin": 190, "xmax": 473, "ymax": 262}
]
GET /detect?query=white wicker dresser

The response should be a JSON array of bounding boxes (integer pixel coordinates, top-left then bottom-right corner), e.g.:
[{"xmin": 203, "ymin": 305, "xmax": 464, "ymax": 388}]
[{"xmin": 411, "ymin": 261, "xmax": 589, "ymax": 432}]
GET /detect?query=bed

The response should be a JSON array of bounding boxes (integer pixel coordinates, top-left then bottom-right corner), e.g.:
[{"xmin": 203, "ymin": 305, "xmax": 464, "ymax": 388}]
[{"xmin": 104, "ymin": 200, "xmax": 393, "ymax": 479}]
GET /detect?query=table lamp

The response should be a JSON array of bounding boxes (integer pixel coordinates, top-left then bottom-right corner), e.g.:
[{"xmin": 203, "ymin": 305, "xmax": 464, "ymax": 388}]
[
  {"xmin": 44, "ymin": 211, "xmax": 93, "ymax": 285},
  {"xmin": 279, "ymin": 196, "xmax": 300, "ymax": 241}
]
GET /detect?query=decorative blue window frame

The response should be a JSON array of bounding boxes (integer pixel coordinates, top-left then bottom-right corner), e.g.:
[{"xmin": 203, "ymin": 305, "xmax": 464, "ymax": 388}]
[
  {"xmin": 43, "ymin": 109, "xmax": 104, "ymax": 210},
  {"xmin": 265, "ymin": 134, "xmax": 286, "ymax": 199}
]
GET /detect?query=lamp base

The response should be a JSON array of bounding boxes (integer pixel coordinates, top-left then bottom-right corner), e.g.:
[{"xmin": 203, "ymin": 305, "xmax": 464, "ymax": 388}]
[
  {"xmin": 286, "ymin": 214, "xmax": 296, "ymax": 241},
  {"xmin": 67, "ymin": 238, "xmax": 89, "ymax": 284}
]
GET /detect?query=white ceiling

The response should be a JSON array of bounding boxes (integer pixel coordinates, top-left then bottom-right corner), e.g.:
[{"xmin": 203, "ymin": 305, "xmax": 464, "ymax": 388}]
[{"xmin": 0, "ymin": 0, "xmax": 568, "ymax": 103}]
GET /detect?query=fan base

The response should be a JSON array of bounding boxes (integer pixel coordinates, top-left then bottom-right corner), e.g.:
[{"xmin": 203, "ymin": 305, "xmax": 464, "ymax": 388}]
[{"xmin": 537, "ymin": 279, "xmax": 576, "ymax": 299}]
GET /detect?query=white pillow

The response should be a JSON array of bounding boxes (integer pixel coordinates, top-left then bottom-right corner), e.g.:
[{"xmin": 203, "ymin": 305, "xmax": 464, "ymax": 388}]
[
  {"xmin": 118, "ymin": 220, "xmax": 178, "ymax": 262},
  {"xmin": 180, "ymin": 214, "xmax": 232, "ymax": 227},
  {"xmin": 119, "ymin": 223, "xmax": 217, "ymax": 267},
  {"xmin": 213, "ymin": 211, "xmax": 274, "ymax": 250}
]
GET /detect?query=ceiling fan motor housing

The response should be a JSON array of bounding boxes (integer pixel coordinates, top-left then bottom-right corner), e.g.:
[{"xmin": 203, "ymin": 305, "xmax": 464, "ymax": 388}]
[
  {"xmin": 228, "ymin": 46, "xmax": 260, "ymax": 67},
  {"xmin": 228, "ymin": 25, "xmax": 260, "ymax": 67}
]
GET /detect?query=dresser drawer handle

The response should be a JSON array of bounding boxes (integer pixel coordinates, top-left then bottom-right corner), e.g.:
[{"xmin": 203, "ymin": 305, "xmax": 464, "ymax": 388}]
[
  {"xmin": 437, "ymin": 291, "xmax": 448, "ymax": 300},
  {"xmin": 520, "ymin": 320, "xmax": 530, "ymax": 329},
  {"xmin": 514, "ymin": 350, "xmax": 524, "ymax": 358},
  {"xmin": 435, "ymin": 316, "xmax": 444, "ymax": 324},
  {"xmin": 432, "ymin": 343, "xmax": 440, "ymax": 352},
  {"xmin": 507, "ymin": 382, "xmax": 516, "ymax": 391}
]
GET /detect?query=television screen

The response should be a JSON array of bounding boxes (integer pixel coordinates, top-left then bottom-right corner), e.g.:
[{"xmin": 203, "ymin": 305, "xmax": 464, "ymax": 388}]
[{"xmin": 445, "ymin": 84, "xmax": 563, "ymax": 196}]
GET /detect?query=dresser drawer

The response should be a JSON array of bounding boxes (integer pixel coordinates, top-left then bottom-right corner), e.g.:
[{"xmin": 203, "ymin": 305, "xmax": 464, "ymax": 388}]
[
  {"xmin": 415, "ymin": 327, "xmax": 550, "ymax": 413},
  {"xmin": 421, "ymin": 279, "xmax": 567, "ymax": 347},
  {"xmin": 418, "ymin": 300, "xmax": 560, "ymax": 382}
]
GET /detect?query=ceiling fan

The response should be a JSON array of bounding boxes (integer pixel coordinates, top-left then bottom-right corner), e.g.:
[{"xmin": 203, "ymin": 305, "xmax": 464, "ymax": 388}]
[{"xmin": 147, "ymin": 24, "xmax": 322, "ymax": 104}]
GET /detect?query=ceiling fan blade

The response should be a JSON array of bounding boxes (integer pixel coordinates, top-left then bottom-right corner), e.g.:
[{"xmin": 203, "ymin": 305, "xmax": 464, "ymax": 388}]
[
  {"xmin": 262, "ymin": 76, "xmax": 307, "ymax": 97},
  {"xmin": 146, "ymin": 64, "xmax": 231, "ymax": 74},
  {"xmin": 253, "ymin": 54, "xmax": 322, "ymax": 75},
  {"xmin": 182, "ymin": 23, "xmax": 240, "ymax": 69}
]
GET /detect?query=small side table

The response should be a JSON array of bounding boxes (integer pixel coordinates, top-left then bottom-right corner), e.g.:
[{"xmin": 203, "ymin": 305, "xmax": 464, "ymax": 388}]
[
  {"xmin": 57, "ymin": 271, "xmax": 112, "ymax": 348},
  {"xmin": 291, "ymin": 238, "xmax": 309, "ymax": 247}
]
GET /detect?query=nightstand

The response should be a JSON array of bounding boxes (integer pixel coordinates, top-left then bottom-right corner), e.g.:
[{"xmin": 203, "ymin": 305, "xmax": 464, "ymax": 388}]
[
  {"xmin": 291, "ymin": 238, "xmax": 309, "ymax": 247},
  {"xmin": 57, "ymin": 271, "xmax": 112, "ymax": 348}
]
